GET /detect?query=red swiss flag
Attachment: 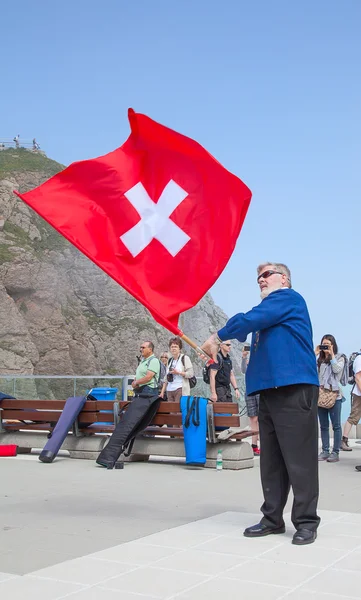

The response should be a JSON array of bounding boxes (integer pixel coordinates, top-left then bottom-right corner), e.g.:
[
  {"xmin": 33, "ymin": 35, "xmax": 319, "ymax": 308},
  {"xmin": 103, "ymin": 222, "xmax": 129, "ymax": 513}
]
[{"xmin": 15, "ymin": 109, "xmax": 252, "ymax": 335}]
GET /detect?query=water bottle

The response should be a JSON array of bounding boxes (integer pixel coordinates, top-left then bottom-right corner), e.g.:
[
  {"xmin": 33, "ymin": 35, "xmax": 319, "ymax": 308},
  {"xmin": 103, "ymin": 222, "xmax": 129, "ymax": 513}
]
[{"xmin": 216, "ymin": 449, "xmax": 223, "ymax": 471}]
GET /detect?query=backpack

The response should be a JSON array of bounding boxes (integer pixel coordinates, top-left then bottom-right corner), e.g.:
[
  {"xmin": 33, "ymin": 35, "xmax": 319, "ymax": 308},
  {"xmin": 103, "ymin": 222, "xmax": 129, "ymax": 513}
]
[
  {"xmin": 202, "ymin": 353, "xmax": 223, "ymax": 384},
  {"xmin": 339, "ymin": 354, "xmax": 349, "ymax": 387},
  {"xmin": 158, "ymin": 359, "xmax": 167, "ymax": 386},
  {"xmin": 168, "ymin": 355, "xmax": 197, "ymax": 389},
  {"xmin": 348, "ymin": 352, "xmax": 361, "ymax": 385}
]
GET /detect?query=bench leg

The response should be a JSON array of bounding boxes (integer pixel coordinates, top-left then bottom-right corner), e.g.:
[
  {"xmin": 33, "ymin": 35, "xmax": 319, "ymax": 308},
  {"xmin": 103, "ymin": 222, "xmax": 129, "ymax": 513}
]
[{"xmin": 205, "ymin": 441, "xmax": 254, "ymax": 470}]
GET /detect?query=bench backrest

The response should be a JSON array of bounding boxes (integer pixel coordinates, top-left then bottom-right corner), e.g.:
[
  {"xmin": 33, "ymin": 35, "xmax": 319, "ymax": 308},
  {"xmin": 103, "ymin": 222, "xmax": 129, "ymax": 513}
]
[{"xmin": 0, "ymin": 399, "xmax": 241, "ymax": 432}]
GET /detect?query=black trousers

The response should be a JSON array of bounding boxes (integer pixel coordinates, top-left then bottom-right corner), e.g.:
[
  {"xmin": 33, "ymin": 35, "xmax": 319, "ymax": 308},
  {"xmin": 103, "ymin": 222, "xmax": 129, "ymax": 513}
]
[{"xmin": 259, "ymin": 384, "xmax": 320, "ymax": 532}]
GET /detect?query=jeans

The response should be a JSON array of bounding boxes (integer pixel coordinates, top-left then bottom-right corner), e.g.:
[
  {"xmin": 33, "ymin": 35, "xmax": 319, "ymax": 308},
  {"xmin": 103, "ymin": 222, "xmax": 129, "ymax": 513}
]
[{"xmin": 318, "ymin": 399, "xmax": 342, "ymax": 454}]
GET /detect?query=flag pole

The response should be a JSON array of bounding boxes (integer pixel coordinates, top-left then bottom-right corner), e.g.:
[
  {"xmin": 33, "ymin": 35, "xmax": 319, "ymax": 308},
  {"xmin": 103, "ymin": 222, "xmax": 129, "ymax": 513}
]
[{"xmin": 180, "ymin": 333, "xmax": 213, "ymax": 362}]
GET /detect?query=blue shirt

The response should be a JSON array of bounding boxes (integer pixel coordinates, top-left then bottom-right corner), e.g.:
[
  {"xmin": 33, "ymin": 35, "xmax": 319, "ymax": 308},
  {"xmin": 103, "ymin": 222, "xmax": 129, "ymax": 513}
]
[{"xmin": 217, "ymin": 288, "xmax": 319, "ymax": 395}]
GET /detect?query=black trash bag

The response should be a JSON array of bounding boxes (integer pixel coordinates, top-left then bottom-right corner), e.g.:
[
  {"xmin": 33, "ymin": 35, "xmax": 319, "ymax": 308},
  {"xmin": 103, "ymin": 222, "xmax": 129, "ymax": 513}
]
[{"xmin": 96, "ymin": 394, "xmax": 161, "ymax": 469}]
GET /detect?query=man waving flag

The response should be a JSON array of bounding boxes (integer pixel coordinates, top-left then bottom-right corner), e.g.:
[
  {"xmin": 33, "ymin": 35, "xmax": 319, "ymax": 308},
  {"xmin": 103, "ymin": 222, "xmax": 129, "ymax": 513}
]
[{"xmin": 15, "ymin": 109, "xmax": 252, "ymax": 336}]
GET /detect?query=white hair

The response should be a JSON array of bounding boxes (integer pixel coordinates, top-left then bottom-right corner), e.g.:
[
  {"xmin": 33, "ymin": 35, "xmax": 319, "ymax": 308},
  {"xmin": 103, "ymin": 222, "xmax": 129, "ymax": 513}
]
[{"xmin": 257, "ymin": 262, "xmax": 292, "ymax": 288}]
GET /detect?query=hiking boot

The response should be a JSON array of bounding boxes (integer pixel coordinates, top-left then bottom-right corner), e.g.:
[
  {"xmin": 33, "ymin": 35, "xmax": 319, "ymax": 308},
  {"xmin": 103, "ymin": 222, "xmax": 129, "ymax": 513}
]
[
  {"xmin": 341, "ymin": 436, "xmax": 352, "ymax": 451},
  {"xmin": 327, "ymin": 452, "xmax": 340, "ymax": 463},
  {"xmin": 318, "ymin": 451, "xmax": 330, "ymax": 461}
]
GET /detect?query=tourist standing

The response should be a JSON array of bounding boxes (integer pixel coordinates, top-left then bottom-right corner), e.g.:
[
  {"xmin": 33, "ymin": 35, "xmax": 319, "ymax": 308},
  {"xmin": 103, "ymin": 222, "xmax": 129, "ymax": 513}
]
[
  {"xmin": 316, "ymin": 334, "xmax": 345, "ymax": 463},
  {"xmin": 201, "ymin": 262, "xmax": 320, "ymax": 545}
]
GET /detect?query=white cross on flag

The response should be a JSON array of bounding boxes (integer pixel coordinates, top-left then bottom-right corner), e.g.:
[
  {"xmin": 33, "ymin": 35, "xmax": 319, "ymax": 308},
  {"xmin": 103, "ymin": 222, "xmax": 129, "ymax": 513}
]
[
  {"xmin": 121, "ymin": 180, "xmax": 190, "ymax": 257},
  {"xmin": 15, "ymin": 109, "xmax": 252, "ymax": 335}
]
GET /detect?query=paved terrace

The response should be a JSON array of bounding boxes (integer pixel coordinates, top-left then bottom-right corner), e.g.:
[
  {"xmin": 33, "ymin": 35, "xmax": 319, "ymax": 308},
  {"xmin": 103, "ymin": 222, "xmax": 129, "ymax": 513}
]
[{"xmin": 1, "ymin": 443, "xmax": 361, "ymax": 599}]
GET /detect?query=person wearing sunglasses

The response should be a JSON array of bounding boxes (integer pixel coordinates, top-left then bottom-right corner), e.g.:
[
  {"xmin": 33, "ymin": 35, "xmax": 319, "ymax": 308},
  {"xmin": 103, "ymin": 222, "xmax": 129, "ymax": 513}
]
[
  {"xmin": 160, "ymin": 352, "xmax": 169, "ymax": 365},
  {"xmin": 201, "ymin": 262, "xmax": 319, "ymax": 546},
  {"xmin": 131, "ymin": 341, "xmax": 160, "ymax": 398},
  {"xmin": 209, "ymin": 341, "xmax": 240, "ymax": 403}
]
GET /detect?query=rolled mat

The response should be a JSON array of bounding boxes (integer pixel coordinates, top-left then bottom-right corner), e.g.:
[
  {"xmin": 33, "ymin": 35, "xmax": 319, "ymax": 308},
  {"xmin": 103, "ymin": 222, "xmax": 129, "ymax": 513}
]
[{"xmin": 0, "ymin": 445, "xmax": 18, "ymax": 457}]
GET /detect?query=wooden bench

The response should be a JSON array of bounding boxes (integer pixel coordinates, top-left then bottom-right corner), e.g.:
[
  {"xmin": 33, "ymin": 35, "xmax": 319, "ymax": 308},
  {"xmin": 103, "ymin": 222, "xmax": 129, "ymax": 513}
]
[
  {"xmin": 0, "ymin": 399, "xmax": 255, "ymax": 469},
  {"xmin": 0, "ymin": 398, "xmax": 112, "ymax": 457}
]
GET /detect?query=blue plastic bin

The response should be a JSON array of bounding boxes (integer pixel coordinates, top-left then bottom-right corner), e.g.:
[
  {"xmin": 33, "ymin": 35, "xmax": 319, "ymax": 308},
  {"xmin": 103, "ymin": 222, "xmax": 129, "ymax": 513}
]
[{"xmin": 88, "ymin": 387, "xmax": 118, "ymax": 425}]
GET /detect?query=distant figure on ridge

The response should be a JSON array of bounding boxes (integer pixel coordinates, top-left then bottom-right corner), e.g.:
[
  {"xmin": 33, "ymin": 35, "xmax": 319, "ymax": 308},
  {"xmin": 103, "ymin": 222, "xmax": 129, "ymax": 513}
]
[
  {"xmin": 32, "ymin": 138, "xmax": 40, "ymax": 151},
  {"xmin": 13, "ymin": 134, "xmax": 20, "ymax": 149}
]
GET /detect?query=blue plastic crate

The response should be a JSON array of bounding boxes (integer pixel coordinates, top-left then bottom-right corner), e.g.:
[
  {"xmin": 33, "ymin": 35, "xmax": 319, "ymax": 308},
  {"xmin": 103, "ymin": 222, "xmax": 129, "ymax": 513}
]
[
  {"xmin": 88, "ymin": 387, "xmax": 118, "ymax": 425},
  {"xmin": 88, "ymin": 387, "xmax": 118, "ymax": 401}
]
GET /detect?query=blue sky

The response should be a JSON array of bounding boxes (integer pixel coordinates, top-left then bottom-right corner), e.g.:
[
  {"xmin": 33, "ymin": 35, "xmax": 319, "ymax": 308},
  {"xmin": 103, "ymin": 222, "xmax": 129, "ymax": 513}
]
[{"xmin": 2, "ymin": 0, "xmax": 361, "ymax": 354}]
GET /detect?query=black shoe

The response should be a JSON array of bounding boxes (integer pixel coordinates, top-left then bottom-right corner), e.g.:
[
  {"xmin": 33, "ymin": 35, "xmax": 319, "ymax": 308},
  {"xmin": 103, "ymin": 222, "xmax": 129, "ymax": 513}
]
[
  {"xmin": 244, "ymin": 522, "xmax": 286, "ymax": 537},
  {"xmin": 355, "ymin": 465, "xmax": 361, "ymax": 472},
  {"xmin": 292, "ymin": 529, "xmax": 317, "ymax": 545}
]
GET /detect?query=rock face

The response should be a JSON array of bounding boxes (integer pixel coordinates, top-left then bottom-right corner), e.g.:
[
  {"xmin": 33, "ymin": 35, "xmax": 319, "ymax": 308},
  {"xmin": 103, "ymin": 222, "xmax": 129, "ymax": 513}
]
[{"xmin": 0, "ymin": 149, "xmax": 245, "ymax": 387}]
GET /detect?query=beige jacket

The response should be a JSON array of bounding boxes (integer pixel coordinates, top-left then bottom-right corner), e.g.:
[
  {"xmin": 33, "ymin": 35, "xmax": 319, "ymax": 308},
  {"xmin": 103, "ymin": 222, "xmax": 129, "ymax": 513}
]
[{"xmin": 181, "ymin": 354, "xmax": 195, "ymax": 396}]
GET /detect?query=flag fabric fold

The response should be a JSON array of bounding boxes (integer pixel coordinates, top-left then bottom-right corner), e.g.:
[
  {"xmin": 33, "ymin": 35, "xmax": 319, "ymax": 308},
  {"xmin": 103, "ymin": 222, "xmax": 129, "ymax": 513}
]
[{"xmin": 15, "ymin": 109, "xmax": 252, "ymax": 334}]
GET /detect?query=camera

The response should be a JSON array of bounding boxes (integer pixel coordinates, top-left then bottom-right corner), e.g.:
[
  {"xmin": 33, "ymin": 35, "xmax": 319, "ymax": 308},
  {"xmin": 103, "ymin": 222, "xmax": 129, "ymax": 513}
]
[
  {"xmin": 319, "ymin": 344, "xmax": 329, "ymax": 351},
  {"xmin": 167, "ymin": 373, "xmax": 174, "ymax": 382},
  {"xmin": 244, "ymin": 344, "xmax": 251, "ymax": 351}
]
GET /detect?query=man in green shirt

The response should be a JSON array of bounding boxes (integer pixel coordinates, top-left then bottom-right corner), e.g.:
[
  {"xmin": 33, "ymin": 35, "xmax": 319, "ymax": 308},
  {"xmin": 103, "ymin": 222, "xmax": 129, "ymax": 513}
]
[{"xmin": 131, "ymin": 341, "xmax": 160, "ymax": 397}]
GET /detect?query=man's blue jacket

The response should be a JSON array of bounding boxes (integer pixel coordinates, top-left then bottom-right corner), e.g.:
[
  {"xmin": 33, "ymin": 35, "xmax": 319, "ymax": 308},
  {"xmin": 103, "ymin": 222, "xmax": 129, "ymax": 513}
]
[{"xmin": 217, "ymin": 288, "xmax": 319, "ymax": 395}]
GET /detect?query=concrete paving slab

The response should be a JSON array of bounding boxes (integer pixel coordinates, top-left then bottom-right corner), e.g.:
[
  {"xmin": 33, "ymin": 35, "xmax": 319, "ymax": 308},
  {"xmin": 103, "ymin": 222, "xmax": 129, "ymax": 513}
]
[
  {"xmin": 1, "ymin": 440, "xmax": 361, "ymax": 598},
  {"xmin": 31, "ymin": 556, "xmax": 138, "ymax": 586},
  {"xmin": 62, "ymin": 589, "xmax": 160, "ymax": 600},
  {"xmin": 0, "ymin": 575, "xmax": 86, "ymax": 600},
  {"xmin": 0, "ymin": 570, "xmax": 15, "ymax": 583},
  {"xmin": 1, "ymin": 506, "xmax": 361, "ymax": 598}
]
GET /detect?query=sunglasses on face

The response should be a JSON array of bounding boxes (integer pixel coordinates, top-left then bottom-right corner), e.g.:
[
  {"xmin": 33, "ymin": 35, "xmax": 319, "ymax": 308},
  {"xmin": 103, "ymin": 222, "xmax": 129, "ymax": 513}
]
[
  {"xmin": 140, "ymin": 346, "xmax": 147, "ymax": 350},
  {"xmin": 223, "ymin": 343, "xmax": 231, "ymax": 347},
  {"xmin": 257, "ymin": 270, "xmax": 283, "ymax": 283}
]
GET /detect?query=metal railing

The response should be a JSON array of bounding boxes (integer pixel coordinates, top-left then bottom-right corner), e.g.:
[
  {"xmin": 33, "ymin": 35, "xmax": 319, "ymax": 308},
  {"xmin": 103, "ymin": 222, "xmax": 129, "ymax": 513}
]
[
  {"xmin": 0, "ymin": 140, "xmax": 43, "ymax": 152},
  {"xmin": 0, "ymin": 375, "xmax": 124, "ymax": 400},
  {"xmin": 0, "ymin": 139, "xmax": 36, "ymax": 147}
]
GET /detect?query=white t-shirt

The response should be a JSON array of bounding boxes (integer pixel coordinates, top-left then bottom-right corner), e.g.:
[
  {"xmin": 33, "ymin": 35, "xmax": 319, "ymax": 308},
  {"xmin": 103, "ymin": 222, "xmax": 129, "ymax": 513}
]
[
  {"xmin": 166, "ymin": 355, "xmax": 183, "ymax": 391},
  {"xmin": 353, "ymin": 355, "xmax": 361, "ymax": 396}
]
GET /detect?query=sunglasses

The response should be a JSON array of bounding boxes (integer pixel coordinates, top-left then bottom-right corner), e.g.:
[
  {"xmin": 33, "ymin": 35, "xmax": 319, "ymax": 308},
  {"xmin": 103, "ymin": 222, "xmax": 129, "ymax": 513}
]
[
  {"xmin": 140, "ymin": 346, "xmax": 147, "ymax": 350},
  {"xmin": 257, "ymin": 270, "xmax": 283, "ymax": 283},
  {"xmin": 223, "ymin": 343, "xmax": 231, "ymax": 347}
]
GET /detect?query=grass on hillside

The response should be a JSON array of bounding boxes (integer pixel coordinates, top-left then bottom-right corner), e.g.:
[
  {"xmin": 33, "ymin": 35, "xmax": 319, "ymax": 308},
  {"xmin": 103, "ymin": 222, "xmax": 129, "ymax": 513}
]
[{"xmin": 0, "ymin": 148, "xmax": 64, "ymax": 178}]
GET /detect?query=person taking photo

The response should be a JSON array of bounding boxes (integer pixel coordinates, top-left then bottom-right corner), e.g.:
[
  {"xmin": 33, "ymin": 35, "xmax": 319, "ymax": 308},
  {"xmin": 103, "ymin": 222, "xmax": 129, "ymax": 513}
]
[{"xmin": 316, "ymin": 334, "xmax": 345, "ymax": 463}]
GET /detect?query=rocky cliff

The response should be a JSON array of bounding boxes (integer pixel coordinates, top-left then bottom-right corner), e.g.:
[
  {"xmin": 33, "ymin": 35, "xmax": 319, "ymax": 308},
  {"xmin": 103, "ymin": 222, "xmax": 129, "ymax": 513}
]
[{"xmin": 0, "ymin": 148, "xmax": 244, "ymax": 384}]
